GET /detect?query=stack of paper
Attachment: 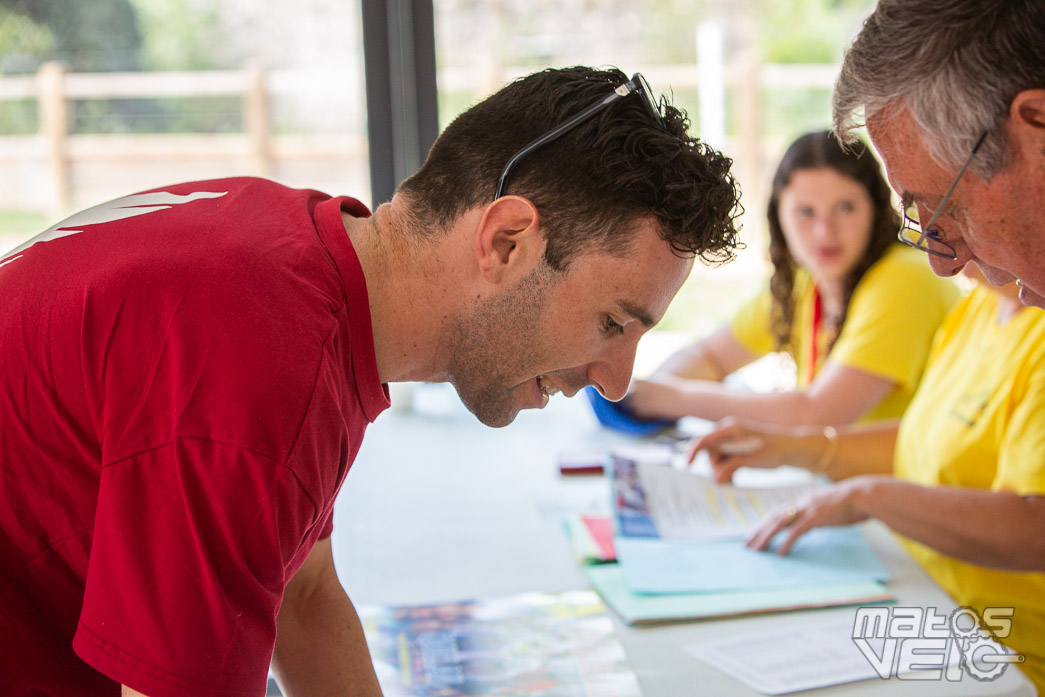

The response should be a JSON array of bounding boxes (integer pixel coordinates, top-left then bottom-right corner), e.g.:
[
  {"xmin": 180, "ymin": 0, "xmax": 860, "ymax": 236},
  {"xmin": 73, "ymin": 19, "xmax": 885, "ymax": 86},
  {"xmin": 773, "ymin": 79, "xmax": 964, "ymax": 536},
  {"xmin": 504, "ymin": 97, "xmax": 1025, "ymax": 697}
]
[
  {"xmin": 563, "ymin": 514, "xmax": 617, "ymax": 564},
  {"xmin": 585, "ymin": 564, "xmax": 891, "ymax": 626},
  {"xmin": 358, "ymin": 590, "xmax": 643, "ymax": 696},
  {"xmin": 582, "ymin": 449, "xmax": 893, "ymax": 625}
]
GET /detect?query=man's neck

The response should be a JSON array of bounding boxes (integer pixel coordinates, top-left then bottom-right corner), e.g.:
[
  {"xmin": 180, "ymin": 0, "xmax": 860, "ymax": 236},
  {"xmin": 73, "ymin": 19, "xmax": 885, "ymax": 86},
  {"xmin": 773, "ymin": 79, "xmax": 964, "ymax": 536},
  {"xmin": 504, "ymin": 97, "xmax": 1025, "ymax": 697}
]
[{"xmin": 342, "ymin": 202, "xmax": 461, "ymax": 385}]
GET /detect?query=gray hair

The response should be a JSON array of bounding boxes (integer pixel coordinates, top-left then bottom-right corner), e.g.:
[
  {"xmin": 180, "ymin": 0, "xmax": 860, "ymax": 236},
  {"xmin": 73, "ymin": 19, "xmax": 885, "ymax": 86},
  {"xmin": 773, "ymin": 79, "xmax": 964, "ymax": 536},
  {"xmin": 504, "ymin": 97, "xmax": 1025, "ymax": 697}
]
[{"xmin": 833, "ymin": 0, "xmax": 1045, "ymax": 179}]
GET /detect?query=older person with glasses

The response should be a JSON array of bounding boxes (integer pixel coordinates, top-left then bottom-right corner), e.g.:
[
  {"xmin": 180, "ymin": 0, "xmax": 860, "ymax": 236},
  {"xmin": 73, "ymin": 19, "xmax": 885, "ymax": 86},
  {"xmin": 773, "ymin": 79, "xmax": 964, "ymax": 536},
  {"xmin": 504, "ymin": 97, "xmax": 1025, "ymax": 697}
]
[
  {"xmin": 895, "ymin": 132, "xmax": 988, "ymax": 261},
  {"xmin": 834, "ymin": 0, "xmax": 1045, "ymax": 308}
]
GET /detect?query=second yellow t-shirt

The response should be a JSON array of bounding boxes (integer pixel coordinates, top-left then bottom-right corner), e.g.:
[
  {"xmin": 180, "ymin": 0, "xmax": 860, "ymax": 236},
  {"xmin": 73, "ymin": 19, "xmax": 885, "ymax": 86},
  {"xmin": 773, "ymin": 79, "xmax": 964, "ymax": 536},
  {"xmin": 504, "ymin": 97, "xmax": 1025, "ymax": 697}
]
[{"xmin": 729, "ymin": 245, "xmax": 960, "ymax": 421}]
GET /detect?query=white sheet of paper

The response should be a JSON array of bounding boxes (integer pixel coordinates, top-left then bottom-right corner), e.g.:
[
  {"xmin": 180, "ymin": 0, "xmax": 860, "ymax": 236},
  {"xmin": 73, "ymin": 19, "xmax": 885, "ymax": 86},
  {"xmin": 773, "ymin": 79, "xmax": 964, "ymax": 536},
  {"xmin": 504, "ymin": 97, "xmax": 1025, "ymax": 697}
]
[
  {"xmin": 682, "ymin": 610, "xmax": 1011, "ymax": 695},
  {"xmin": 635, "ymin": 459, "xmax": 815, "ymax": 540},
  {"xmin": 684, "ymin": 615, "xmax": 882, "ymax": 694}
]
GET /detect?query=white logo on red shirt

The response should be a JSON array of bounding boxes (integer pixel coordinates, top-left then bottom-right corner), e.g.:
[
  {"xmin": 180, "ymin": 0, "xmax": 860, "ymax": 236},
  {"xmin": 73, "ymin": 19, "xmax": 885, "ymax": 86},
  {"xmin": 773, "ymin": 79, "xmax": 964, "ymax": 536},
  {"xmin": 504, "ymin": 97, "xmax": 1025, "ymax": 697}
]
[{"xmin": 0, "ymin": 190, "xmax": 228, "ymax": 268}]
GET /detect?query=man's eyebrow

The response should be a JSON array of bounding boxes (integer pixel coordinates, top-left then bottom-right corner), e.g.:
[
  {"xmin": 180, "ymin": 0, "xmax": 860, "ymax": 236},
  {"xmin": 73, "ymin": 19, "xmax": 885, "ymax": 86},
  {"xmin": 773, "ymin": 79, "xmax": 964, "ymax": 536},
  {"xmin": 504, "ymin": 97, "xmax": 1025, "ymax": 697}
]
[
  {"xmin": 900, "ymin": 190, "xmax": 937, "ymax": 207},
  {"xmin": 617, "ymin": 301, "xmax": 655, "ymax": 328}
]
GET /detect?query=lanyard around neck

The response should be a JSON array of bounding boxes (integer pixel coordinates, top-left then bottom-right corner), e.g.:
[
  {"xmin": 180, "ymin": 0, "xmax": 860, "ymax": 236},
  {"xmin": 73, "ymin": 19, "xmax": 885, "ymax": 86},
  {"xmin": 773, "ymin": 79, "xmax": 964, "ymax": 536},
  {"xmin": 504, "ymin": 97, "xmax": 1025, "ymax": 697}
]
[{"xmin": 809, "ymin": 286, "xmax": 824, "ymax": 380}]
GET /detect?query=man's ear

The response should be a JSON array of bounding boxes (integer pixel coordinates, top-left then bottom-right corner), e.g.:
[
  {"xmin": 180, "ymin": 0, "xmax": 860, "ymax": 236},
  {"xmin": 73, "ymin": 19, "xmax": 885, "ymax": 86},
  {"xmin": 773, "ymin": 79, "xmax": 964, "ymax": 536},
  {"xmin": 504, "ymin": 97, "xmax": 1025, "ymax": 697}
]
[
  {"xmin": 1009, "ymin": 89, "xmax": 1045, "ymax": 159},
  {"xmin": 474, "ymin": 195, "xmax": 544, "ymax": 283}
]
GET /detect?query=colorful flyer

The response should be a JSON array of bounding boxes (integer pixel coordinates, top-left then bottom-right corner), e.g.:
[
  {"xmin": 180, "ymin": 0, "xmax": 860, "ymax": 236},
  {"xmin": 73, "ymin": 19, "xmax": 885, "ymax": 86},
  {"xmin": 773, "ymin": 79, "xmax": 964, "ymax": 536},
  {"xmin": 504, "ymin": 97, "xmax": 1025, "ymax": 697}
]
[{"xmin": 358, "ymin": 591, "xmax": 642, "ymax": 697}]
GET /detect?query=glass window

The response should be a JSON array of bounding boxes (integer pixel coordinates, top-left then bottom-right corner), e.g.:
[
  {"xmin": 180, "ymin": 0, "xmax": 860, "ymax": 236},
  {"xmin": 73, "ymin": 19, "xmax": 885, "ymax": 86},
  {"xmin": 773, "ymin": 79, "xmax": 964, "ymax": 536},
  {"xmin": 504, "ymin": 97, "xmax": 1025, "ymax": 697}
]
[
  {"xmin": 432, "ymin": 0, "xmax": 877, "ymax": 337},
  {"xmin": 0, "ymin": 0, "xmax": 369, "ymax": 254}
]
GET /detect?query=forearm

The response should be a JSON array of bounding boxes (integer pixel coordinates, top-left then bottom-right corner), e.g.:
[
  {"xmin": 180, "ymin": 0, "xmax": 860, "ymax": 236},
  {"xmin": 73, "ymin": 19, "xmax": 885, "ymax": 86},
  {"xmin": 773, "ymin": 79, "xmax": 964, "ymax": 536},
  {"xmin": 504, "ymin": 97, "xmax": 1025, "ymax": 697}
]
[
  {"xmin": 701, "ymin": 419, "xmax": 897, "ymax": 481},
  {"xmin": 650, "ymin": 326, "xmax": 757, "ymax": 382},
  {"xmin": 851, "ymin": 478, "xmax": 1045, "ymax": 571},
  {"xmin": 651, "ymin": 345, "xmax": 725, "ymax": 382},
  {"xmin": 809, "ymin": 422, "xmax": 897, "ymax": 480},
  {"xmin": 645, "ymin": 359, "xmax": 897, "ymax": 428},
  {"xmin": 666, "ymin": 382, "xmax": 841, "ymax": 426},
  {"xmin": 272, "ymin": 542, "xmax": 382, "ymax": 697}
]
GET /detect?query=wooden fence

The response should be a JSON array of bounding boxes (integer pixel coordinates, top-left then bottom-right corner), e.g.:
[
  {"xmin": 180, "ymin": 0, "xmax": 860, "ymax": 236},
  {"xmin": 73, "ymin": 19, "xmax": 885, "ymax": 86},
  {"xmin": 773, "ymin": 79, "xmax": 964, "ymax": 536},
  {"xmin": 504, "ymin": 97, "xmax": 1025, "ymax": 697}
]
[
  {"xmin": 0, "ymin": 62, "xmax": 369, "ymax": 216},
  {"xmin": 0, "ymin": 60, "xmax": 838, "ymax": 220}
]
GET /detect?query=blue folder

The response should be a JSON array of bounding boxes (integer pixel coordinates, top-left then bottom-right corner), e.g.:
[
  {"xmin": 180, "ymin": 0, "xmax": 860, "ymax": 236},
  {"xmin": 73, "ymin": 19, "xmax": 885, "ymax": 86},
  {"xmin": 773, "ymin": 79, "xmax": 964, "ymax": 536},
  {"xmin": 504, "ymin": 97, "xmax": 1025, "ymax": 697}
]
[
  {"xmin": 614, "ymin": 527, "xmax": 891, "ymax": 595},
  {"xmin": 584, "ymin": 386, "xmax": 676, "ymax": 436}
]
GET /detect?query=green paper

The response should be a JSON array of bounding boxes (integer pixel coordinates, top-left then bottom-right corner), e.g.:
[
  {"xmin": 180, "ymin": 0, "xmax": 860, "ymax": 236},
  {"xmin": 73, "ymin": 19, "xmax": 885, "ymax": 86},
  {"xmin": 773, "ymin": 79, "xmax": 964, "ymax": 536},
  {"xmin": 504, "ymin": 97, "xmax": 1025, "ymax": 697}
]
[{"xmin": 586, "ymin": 564, "xmax": 893, "ymax": 625}]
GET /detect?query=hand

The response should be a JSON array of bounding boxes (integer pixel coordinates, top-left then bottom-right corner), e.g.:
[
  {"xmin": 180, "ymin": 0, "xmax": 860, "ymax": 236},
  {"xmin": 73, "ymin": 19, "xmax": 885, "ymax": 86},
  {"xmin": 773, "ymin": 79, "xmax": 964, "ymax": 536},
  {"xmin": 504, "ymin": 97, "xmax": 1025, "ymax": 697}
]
[
  {"xmin": 623, "ymin": 377, "xmax": 684, "ymax": 420},
  {"xmin": 687, "ymin": 417, "xmax": 796, "ymax": 484},
  {"xmin": 745, "ymin": 477, "xmax": 876, "ymax": 555}
]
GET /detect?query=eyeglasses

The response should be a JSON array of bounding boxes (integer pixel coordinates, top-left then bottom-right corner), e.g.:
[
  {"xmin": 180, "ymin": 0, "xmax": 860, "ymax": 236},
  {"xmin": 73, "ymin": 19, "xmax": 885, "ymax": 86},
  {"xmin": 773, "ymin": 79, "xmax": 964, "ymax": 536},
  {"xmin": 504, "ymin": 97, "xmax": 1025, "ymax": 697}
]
[
  {"xmin": 494, "ymin": 73, "xmax": 665, "ymax": 200},
  {"xmin": 897, "ymin": 131, "xmax": 988, "ymax": 260}
]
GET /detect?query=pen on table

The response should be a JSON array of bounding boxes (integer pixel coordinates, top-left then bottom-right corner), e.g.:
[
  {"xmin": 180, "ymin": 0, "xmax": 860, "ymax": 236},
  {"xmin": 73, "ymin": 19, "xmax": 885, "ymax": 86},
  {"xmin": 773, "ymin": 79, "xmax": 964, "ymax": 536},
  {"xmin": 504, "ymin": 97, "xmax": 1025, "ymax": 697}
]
[{"xmin": 717, "ymin": 436, "xmax": 764, "ymax": 456}]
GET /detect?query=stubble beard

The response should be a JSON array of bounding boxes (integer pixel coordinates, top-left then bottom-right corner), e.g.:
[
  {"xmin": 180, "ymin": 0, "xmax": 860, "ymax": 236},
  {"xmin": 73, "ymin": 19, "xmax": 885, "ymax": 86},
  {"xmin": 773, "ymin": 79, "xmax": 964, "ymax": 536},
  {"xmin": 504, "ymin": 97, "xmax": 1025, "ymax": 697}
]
[{"xmin": 444, "ymin": 264, "xmax": 556, "ymax": 428}]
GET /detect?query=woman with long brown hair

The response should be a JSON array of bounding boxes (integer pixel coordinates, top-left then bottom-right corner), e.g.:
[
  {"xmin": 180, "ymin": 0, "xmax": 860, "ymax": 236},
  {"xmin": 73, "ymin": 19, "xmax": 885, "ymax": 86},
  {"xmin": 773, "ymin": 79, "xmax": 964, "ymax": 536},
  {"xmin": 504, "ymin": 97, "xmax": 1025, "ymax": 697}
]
[{"xmin": 626, "ymin": 131, "xmax": 959, "ymax": 426}]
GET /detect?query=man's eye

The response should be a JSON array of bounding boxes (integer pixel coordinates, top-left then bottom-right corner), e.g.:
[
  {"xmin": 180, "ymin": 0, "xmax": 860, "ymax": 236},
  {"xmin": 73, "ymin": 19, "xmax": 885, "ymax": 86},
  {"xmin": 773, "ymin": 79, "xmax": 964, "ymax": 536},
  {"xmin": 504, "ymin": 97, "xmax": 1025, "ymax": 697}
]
[{"xmin": 604, "ymin": 317, "xmax": 626, "ymax": 335}]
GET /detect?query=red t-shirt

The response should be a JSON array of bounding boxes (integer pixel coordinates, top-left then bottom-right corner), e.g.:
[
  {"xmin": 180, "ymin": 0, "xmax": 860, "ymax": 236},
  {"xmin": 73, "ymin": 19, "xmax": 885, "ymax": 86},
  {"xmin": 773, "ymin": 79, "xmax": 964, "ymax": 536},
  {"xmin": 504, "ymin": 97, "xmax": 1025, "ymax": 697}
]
[{"xmin": 0, "ymin": 177, "xmax": 389, "ymax": 697}]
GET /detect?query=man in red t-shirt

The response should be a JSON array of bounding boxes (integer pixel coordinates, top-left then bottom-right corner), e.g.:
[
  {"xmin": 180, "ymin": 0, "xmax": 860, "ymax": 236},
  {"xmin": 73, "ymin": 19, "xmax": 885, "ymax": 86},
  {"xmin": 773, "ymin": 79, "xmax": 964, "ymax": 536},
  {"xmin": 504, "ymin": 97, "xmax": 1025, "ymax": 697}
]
[{"xmin": 0, "ymin": 66, "xmax": 740, "ymax": 697}]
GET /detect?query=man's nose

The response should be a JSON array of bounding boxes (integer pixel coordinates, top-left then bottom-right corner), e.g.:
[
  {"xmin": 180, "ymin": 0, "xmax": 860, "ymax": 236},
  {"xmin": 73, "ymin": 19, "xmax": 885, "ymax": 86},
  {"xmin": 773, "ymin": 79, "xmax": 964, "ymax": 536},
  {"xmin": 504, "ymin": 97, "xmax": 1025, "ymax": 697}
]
[
  {"xmin": 927, "ymin": 253, "xmax": 962, "ymax": 277},
  {"xmin": 586, "ymin": 342, "xmax": 638, "ymax": 402},
  {"xmin": 927, "ymin": 238, "xmax": 972, "ymax": 278}
]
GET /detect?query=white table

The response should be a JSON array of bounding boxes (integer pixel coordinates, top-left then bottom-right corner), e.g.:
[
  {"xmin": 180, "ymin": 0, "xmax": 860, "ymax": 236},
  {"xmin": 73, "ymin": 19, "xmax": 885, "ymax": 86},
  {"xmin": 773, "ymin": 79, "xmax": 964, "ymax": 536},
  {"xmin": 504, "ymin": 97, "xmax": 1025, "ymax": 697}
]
[{"xmin": 330, "ymin": 385, "xmax": 1036, "ymax": 697}]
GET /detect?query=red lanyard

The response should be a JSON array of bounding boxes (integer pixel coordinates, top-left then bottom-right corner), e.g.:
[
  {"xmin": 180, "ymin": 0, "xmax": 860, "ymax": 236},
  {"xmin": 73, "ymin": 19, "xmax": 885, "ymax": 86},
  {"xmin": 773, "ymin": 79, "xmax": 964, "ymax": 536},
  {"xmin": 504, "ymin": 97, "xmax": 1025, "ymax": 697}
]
[{"xmin": 809, "ymin": 286, "xmax": 823, "ymax": 380}]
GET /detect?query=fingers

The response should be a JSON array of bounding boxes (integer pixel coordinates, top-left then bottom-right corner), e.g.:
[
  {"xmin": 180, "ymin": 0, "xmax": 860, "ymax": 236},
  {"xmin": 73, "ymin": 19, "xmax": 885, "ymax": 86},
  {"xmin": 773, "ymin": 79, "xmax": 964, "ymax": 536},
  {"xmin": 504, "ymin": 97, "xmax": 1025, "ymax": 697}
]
[
  {"xmin": 746, "ymin": 503, "xmax": 818, "ymax": 555},
  {"xmin": 718, "ymin": 436, "xmax": 765, "ymax": 461},
  {"xmin": 710, "ymin": 456, "xmax": 750, "ymax": 485},
  {"xmin": 683, "ymin": 438, "xmax": 703, "ymax": 465},
  {"xmin": 688, "ymin": 421, "xmax": 765, "ymax": 485},
  {"xmin": 746, "ymin": 504, "xmax": 797, "ymax": 551},
  {"xmin": 686, "ymin": 417, "xmax": 744, "ymax": 464},
  {"xmin": 687, "ymin": 438, "xmax": 745, "ymax": 484},
  {"xmin": 745, "ymin": 481, "xmax": 862, "ymax": 555},
  {"xmin": 775, "ymin": 514, "xmax": 817, "ymax": 556}
]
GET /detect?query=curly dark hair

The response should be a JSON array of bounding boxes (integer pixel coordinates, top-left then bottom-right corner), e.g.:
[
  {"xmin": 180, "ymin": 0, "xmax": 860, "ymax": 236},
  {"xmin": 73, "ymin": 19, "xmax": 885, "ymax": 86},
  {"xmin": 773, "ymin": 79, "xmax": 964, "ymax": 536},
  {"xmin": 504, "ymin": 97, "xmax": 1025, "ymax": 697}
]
[
  {"xmin": 397, "ymin": 66, "xmax": 742, "ymax": 271},
  {"xmin": 766, "ymin": 131, "xmax": 900, "ymax": 353}
]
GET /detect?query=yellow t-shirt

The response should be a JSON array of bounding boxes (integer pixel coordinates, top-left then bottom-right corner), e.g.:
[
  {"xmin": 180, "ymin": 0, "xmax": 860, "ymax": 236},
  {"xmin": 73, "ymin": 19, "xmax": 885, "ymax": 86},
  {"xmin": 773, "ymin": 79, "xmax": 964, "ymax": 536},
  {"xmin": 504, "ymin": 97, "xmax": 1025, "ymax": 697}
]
[
  {"xmin": 729, "ymin": 245, "xmax": 960, "ymax": 421},
  {"xmin": 894, "ymin": 285, "xmax": 1045, "ymax": 689}
]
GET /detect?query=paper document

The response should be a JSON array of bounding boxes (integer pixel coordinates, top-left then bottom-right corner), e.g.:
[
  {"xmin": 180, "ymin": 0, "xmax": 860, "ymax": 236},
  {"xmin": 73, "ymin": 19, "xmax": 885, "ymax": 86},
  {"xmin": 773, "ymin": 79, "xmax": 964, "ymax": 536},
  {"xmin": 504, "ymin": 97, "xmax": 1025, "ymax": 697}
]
[
  {"xmin": 611, "ymin": 452, "xmax": 815, "ymax": 540},
  {"xmin": 685, "ymin": 613, "xmax": 882, "ymax": 694},
  {"xmin": 358, "ymin": 590, "xmax": 642, "ymax": 697},
  {"xmin": 683, "ymin": 609, "xmax": 1013, "ymax": 695},
  {"xmin": 609, "ymin": 450, "xmax": 890, "ymax": 594},
  {"xmin": 586, "ymin": 564, "xmax": 891, "ymax": 625}
]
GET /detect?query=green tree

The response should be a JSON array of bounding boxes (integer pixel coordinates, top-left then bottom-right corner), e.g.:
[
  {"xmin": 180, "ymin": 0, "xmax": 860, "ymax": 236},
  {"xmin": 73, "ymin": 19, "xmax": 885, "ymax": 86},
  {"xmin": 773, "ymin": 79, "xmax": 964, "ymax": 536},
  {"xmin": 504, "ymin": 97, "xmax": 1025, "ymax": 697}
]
[
  {"xmin": 757, "ymin": 0, "xmax": 870, "ymax": 63},
  {"xmin": 0, "ymin": 0, "xmax": 142, "ymax": 71},
  {"xmin": 133, "ymin": 0, "xmax": 224, "ymax": 71},
  {"xmin": 0, "ymin": 8, "xmax": 52, "ymax": 73}
]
